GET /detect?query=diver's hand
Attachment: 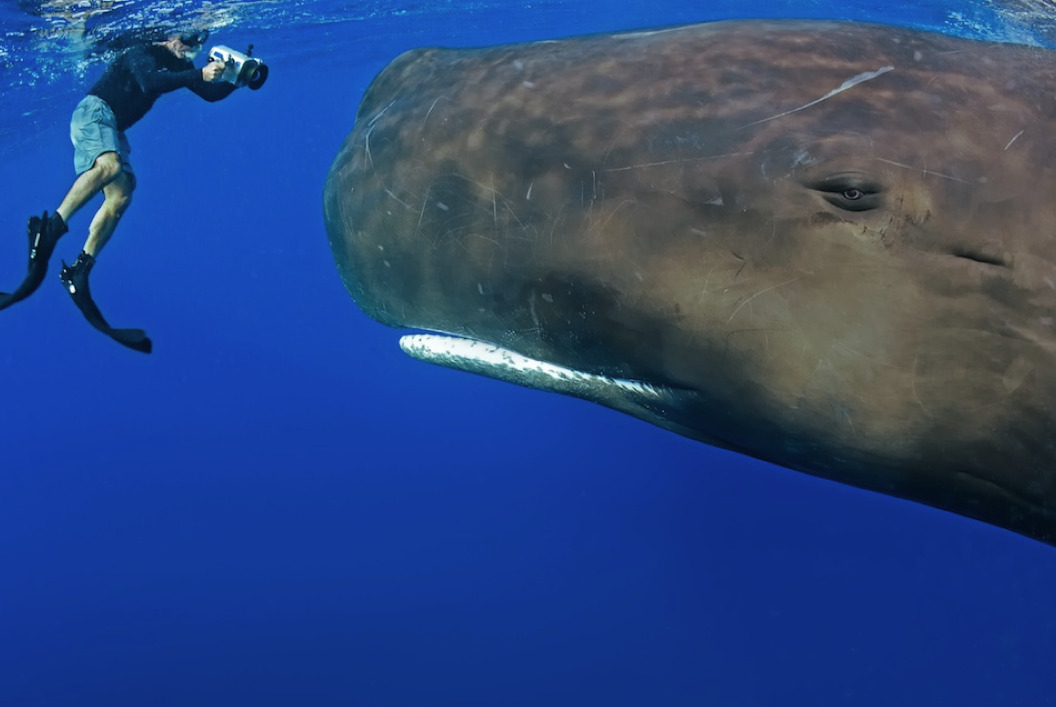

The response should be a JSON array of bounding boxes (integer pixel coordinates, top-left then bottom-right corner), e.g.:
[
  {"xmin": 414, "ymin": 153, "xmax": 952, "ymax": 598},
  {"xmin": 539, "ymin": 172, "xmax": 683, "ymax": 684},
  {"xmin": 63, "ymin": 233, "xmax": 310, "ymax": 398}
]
[{"xmin": 202, "ymin": 61, "xmax": 224, "ymax": 83}]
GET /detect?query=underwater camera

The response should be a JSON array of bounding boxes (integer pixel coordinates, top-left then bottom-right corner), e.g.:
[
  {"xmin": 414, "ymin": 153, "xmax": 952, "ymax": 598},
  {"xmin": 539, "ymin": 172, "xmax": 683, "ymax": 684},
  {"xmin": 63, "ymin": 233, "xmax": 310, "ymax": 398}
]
[{"xmin": 208, "ymin": 44, "xmax": 268, "ymax": 90}]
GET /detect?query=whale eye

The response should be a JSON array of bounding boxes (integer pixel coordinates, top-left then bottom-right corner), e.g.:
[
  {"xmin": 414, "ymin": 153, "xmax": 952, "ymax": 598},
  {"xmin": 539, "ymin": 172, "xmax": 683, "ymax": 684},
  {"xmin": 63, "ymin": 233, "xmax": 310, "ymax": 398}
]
[{"xmin": 806, "ymin": 174, "xmax": 883, "ymax": 212}]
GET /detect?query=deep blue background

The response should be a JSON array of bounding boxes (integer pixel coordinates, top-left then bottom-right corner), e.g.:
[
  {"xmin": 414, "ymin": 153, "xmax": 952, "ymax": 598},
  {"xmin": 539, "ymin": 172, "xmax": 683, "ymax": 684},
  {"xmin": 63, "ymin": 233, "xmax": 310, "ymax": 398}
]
[{"xmin": 1, "ymin": 2, "xmax": 1054, "ymax": 705}]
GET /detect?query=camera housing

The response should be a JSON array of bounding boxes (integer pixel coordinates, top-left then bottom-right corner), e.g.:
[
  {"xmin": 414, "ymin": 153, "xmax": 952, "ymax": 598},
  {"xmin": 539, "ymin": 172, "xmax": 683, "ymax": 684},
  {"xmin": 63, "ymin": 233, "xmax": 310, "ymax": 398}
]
[{"xmin": 208, "ymin": 45, "xmax": 268, "ymax": 90}]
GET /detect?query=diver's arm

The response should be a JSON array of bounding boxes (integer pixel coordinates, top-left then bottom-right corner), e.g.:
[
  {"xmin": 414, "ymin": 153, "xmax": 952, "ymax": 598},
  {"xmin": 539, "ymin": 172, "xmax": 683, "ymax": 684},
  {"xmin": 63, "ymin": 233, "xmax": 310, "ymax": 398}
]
[
  {"xmin": 185, "ymin": 60, "xmax": 236, "ymax": 101},
  {"xmin": 187, "ymin": 75, "xmax": 237, "ymax": 101},
  {"xmin": 128, "ymin": 48, "xmax": 198, "ymax": 94}
]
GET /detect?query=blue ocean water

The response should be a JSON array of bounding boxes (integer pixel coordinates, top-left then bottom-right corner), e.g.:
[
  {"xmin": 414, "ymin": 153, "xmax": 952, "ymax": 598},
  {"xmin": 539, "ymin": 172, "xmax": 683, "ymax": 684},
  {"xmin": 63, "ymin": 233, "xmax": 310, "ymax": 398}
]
[{"xmin": 1, "ymin": 1, "xmax": 1055, "ymax": 705}]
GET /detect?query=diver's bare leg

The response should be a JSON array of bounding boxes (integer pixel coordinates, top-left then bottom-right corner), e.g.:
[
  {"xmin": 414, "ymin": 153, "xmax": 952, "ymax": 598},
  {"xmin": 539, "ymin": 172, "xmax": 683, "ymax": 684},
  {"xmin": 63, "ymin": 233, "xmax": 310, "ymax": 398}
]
[
  {"xmin": 56, "ymin": 151, "xmax": 123, "ymax": 224},
  {"xmin": 82, "ymin": 171, "xmax": 133, "ymax": 258}
]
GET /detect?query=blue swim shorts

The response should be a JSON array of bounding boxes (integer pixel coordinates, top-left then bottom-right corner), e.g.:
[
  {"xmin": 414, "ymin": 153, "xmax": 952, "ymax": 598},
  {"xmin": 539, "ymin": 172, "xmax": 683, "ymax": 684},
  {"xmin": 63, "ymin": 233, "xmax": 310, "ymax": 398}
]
[{"xmin": 70, "ymin": 95, "xmax": 134, "ymax": 180}]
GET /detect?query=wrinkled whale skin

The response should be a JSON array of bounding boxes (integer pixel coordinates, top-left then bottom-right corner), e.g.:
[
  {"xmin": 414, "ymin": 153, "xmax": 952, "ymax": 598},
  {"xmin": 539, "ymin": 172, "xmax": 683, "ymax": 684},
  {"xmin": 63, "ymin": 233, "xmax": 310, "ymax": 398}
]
[{"xmin": 324, "ymin": 20, "xmax": 1056, "ymax": 546}]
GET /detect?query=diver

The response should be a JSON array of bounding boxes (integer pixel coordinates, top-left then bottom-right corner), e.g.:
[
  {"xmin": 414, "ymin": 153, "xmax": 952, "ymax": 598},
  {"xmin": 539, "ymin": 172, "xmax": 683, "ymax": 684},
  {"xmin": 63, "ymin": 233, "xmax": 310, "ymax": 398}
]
[{"xmin": 0, "ymin": 29, "xmax": 243, "ymax": 353}]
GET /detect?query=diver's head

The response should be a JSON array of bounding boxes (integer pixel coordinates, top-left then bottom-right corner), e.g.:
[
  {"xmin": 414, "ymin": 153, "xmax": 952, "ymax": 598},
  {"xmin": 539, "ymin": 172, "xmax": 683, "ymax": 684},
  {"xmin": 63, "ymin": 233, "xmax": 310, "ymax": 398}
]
[{"xmin": 167, "ymin": 29, "xmax": 209, "ymax": 60}]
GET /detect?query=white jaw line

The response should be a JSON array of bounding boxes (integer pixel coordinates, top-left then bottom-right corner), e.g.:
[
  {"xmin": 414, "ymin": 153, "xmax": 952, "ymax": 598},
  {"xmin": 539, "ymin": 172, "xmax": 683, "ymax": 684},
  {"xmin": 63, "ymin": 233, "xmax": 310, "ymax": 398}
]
[{"xmin": 398, "ymin": 333, "xmax": 673, "ymax": 402}]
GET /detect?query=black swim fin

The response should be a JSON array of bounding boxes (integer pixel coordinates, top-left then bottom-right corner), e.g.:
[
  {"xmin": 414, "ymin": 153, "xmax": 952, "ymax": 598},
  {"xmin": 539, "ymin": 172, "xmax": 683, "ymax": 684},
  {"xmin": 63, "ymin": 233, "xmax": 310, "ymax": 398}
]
[
  {"xmin": 59, "ymin": 252, "xmax": 152, "ymax": 354},
  {"xmin": 0, "ymin": 211, "xmax": 68, "ymax": 311}
]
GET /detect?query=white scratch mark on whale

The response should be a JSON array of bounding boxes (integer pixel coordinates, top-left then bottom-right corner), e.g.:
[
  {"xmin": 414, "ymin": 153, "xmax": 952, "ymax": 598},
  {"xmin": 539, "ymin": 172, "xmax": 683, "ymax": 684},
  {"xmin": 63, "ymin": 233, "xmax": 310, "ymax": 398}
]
[
  {"xmin": 744, "ymin": 66, "xmax": 895, "ymax": 128},
  {"xmin": 422, "ymin": 95, "xmax": 451, "ymax": 130},
  {"xmin": 601, "ymin": 152, "xmax": 755, "ymax": 173},
  {"xmin": 874, "ymin": 157, "xmax": 970, "ymax": 183},
  {"xmin": 727, "ymin": 278, "xmax": 802, "ymax": 323},
  {"xmin": 384, "ymin": 189, "xmax": 411, "ymax": 209}
]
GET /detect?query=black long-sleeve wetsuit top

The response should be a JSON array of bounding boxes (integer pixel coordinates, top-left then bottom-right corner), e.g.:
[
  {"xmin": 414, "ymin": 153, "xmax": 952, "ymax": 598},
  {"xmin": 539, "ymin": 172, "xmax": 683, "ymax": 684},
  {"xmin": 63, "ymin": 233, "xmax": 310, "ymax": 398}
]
[{"xmin": 87, "ymin": 43, "xmax": 236, "ymax": 132}]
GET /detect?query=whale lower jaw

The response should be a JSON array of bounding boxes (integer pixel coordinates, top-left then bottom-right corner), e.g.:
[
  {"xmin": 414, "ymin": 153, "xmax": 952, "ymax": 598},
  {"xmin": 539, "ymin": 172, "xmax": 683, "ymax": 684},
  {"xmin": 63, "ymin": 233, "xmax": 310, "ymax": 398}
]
[{"xmin": 398, "ymin": 333, "xmax": 686, "ymax": 422}]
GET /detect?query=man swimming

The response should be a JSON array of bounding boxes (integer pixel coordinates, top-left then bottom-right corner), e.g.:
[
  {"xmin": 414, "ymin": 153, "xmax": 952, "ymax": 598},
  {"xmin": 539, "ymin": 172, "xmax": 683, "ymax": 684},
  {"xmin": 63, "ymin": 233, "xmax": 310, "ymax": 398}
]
[{"xmin": 0, "ymin": 29, "xmax": 241, "ymax": 352}]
